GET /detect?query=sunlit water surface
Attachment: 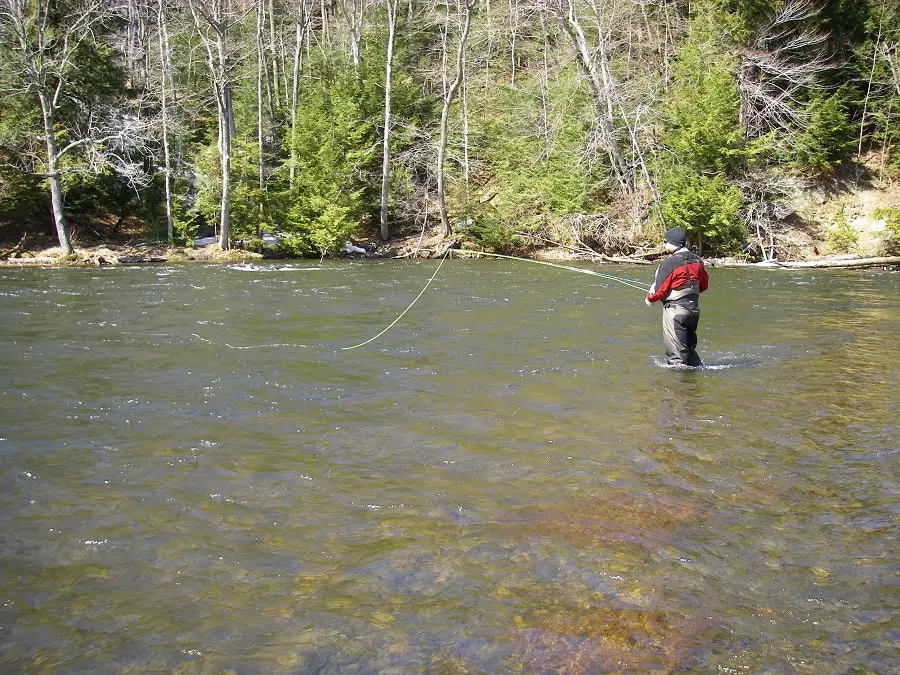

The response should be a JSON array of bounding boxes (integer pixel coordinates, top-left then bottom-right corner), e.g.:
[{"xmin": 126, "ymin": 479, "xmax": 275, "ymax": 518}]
[{"xmin": 0, "ymin": 261, "xmax": 897, "ymax": 673}]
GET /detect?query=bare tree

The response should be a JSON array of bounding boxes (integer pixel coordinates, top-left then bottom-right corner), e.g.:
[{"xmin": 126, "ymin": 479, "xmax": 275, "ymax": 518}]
[
  {"xmin": 542, "ymin": 0, "xmax": 631, "ymax": 195},
  {"xmin": 257, "ymin": 0, "xmax": 266, "ymax": 236},
  {"xmin": 437, "ymin": 0, "xmax": 474, "ymax": 237},
  {"xmin": 0, "ymin": 0, "xmax": 145, "ymax": 254},
  {"xmin": 267, "ymin": 0, "xmax": 283, "ymax": 108},
  {"xmin": 858, "ymin": 0, "xmax": 899, "ymax": 169},
  {"xmin": 339, "ymin": 0, "xmax": 367, "ymax": 67},
  {"xmin": 188, "ymin": 0, "xmax": 239, "ymax": 250},
  {"xmin": 379, "ymin": 0, "xmax": 400, "ymax": 240},
  {"xmin": 508, "ymin": 0, "xmax": 519, "ymax": 85},
  {"xmin": 124, "ymin": 0, "xmax": 152, "ymax": 88},
  {"xmin": 538, "ymin": 10, "xmax": 552, "ymax": 158},
  {"xmin": 156, "ymin": 0, "xmax": 176, "ymax": 244},
  {"xmin": 288, "ymin": 0, "xmax": 310, "ymax": 190},
  {"xmin": 736, "ymin": 0, "xmax": 830, "ymax": 140}
]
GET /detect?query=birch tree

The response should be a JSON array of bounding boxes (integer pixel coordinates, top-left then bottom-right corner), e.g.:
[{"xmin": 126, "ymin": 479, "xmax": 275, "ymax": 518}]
[
  {"xmin": 379, "ymin": 0, "xmax": 400, "ymax": 240},
  {"xmin": 188, "ymin": 0, "xmax": 238, "ymax": 250},
  {"xmin": 156, "ymin": 0, "xmax": 176, "ymax": 243},
  {"xmin": 736, "ymin": 0, "xmax": 830, "ymax": 141},
  {"xmin": 0, "ymin": 0, "xmax": 141, "ymax": 255},
  {"xmin": 437, "ymin": 0, "xmax": 474, "ymax": 237},
  {"xmin": 543, "ymin": 0, "xmax": 631, "ymax": 196},
  {"xmin": 339, "ymin": 0, "xmax": 367, "ymax": 67},
  {"xmin": 257, "ymin": 0, "xmax": 266, "ymax": 235},
  {"xmin": 288, "ymin": 0, "xmax": 310, "ymax": 189}
]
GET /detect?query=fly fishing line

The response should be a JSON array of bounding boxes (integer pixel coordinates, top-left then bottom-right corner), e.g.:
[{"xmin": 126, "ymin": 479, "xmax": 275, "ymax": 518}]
[{"xmin": 190, "ymin": 248, "xmax": 648, "ymax": 350}]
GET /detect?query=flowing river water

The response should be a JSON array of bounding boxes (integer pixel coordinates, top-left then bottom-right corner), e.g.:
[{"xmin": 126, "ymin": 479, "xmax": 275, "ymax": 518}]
[{"xmin": 0, "ymin": 260, "xmax": 897, "ymax": 673}]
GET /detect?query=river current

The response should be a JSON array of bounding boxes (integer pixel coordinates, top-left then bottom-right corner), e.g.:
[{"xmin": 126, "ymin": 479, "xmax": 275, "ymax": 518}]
[{"xmin": 0, "ymin": 261, "xmax": 897, "ymax": 673}]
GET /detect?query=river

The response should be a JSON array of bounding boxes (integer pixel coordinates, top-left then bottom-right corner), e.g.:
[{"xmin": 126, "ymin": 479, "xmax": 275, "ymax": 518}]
[{"xmin": 0, "ymin": 260, "xmax": 897, "ymax": 673}]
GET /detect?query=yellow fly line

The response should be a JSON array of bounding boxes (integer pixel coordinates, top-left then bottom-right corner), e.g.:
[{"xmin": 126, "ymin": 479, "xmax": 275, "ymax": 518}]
[{"xmin": 190, "ymin": 249, "xmax": 647, "ymax": 351}]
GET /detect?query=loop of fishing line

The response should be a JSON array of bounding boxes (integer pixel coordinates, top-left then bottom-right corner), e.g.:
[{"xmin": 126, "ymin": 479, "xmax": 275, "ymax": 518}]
[
  {"xmin": 190, "ymin": 249, "xmax": 648, "ymax": 351},
  {"xmin": 339, "ymin": 249, "xmax": 449, "ymax": 351}
]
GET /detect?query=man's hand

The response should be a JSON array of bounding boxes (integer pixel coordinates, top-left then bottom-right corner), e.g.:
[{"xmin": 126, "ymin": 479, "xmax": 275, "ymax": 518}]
[{"xmin": 644, "ymin": 296, "xmax": 652, "ymax": 307}]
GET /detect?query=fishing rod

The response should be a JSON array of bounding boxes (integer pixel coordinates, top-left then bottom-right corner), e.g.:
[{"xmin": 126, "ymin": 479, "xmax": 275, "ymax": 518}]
[{"xmin": 190, "ymin": 249, "xmax": 649, "ymax": 351}]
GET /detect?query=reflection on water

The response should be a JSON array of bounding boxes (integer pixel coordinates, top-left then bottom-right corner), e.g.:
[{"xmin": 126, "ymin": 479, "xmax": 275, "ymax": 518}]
[{"xmin": 0, "ymin": 262, "xmax": 897, "ymax": 673}]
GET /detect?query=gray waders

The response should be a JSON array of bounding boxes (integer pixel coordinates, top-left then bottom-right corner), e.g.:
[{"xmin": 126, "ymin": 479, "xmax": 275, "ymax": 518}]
[{"xmin": 662, "ymin": 302, "xmax": 702, "ymax": 367}]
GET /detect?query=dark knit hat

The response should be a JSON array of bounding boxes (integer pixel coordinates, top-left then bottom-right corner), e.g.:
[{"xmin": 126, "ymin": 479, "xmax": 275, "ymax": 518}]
[{"xmin": 664, "ymin": 227, "xmax": 687, "ymax": 247}]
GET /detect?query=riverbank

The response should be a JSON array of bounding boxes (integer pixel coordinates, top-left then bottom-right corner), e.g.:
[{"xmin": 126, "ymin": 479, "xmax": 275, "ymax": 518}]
[
  {"xmin": 2, "ymin": 199, "xmax": 899, "ymax": 270},
  {"xmin": 2, "ymin": 237, "xmax": 900, "ymax": 270},
  {"xmin": 0, "ymin": 239, "xmax": 261, "ymax": 267}
]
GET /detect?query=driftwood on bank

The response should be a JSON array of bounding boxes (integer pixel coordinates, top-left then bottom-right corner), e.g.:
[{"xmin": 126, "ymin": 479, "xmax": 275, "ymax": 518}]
[
  {"xmin": 753, "ymin": 256, "xmax": 900, "ymax": 270},
  {"xmin": 0, "ymin": 233, "xmax": 27, "ymax": 259},
  {"xmin": 512, "ymin": 230, "xmax": 655, "ymax": 264}
]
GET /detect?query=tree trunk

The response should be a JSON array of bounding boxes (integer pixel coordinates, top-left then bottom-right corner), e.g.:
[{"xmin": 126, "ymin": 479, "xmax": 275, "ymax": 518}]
[
  {"xmin": 289, "ymin": 4, "xmax": 305, "ymax": 190},
  {"xmin": 39, "ymin": 95, "xmax": 72, "ymax": 255},
  {"xmin": 190, "ymin": 0, "xmax": 234, "ymax": 250},
  {"xmin": 216, "ymin": 27, "xmax": 232, "ymax": 249},
  {"xmin": 462, "ymin": 50, "xmax": 470, "ymax": 199},
  {"xmin": 538, "ymin": 11, "xmax": 552, "ymax": 159},
  {"xmin": 267, "ymin": 0, "xmax": 281, "ymax": 109},
  {"xmin": 508, "ymin": 0, "xmax": 518, "ymax": 86},
  {"xmin": 340, "ymin": 0, "xmax": 364, "ymax": 67},
  {"xmin": 438, "ymin": 0, "xmax": 473, "ymax": 238},
  {"xmin": 220, "ymin": 91, "xmax": 232, "ymax": 250},
  {"xmin": 379, "ymin": 0, "xmax": 399, "ymax": 240},
  {"xmin": 554, "ymin": 1, "xmax": 630, "ymax": 194},
  {"xmin": 158, "ymin": 0, "xmax": 174, "ymax": 244},
  {"xmin": 757, "ymin": 256, "xmax": 900, "ymax": 269},
  {"xmin": 257, "ymin": 0, "xmax": 266, "ymax": 237}
]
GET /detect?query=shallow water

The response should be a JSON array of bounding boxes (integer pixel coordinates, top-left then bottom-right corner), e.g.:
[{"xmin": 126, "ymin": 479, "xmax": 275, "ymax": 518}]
[{"xmin": 0, "ymin": 261, "xmax": 897, "ymax": 673}]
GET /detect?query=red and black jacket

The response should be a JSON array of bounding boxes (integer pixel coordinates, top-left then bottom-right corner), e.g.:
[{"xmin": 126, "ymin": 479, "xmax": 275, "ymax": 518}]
[{"xmin": 646, "ymin": 248, "xmax": 709, "ymax": 305}]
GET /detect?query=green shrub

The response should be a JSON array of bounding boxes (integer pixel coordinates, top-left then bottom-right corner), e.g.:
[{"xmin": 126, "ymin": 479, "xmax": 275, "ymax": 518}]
[
  {"xmin": 464, "ymin": 218, "xmax": 520, "ymax": 253},
  {"xmin": 873, "ymin": 207, "xmax": 900, "ymax": 255},
  {"xmin": 660, "ymin": 42, "xmax": 745, "ymax": 175},
  {"xmin": 790, "ymin": 91, "xmax": 856, "ymax": 176},
  {"xmin": 654, "ymin": 37, "xmax": 748, "ymax": 255},
  {"xmin": 825, "ymin": 210, "xmax": 858, "ymax": 254},
  {"xmin": 660, "ymin": 170, "xmax": 745, "ymax": 254}
]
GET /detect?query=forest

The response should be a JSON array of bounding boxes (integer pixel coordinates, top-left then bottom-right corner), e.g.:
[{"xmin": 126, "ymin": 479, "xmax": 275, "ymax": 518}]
[{"xmin": 0, "ymin": 0, "xmax": 898, "ymax": 260}]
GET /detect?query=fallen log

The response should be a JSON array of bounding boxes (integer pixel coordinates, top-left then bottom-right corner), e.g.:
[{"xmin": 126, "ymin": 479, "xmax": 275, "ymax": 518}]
[
  {"xmin": 755, "ymin": 256, "xmax": 900, "ymax": 270},
  {"xmin": 0, "ymin": 233, "xmax": 27, "ymax": 259},
  {"xmin": 117, "ymin": 256, "xmax": 168, "ymax": 264}
]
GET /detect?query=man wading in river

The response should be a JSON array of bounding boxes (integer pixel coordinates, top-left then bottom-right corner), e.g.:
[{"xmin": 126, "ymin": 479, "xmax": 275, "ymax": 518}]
[{"xmin": 645, "ymin": 227, "xmax": 709, "ymax": 367}]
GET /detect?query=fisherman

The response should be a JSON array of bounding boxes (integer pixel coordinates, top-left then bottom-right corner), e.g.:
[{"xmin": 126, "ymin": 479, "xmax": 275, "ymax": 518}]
[{"xmin": 645, "ymin": 227, "xmax": 709, "ymax": 367}]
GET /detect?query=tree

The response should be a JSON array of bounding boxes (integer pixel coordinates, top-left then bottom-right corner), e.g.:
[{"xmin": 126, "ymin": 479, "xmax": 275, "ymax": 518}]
[
  {"xmin": 256, "ymin": 0, "xmax": 267, "ymax": 236},
  {"xmin": 735, "ymin": 0, "xmax": 830, "ymax": 141},
  {"xmin": 1, "ymin": 0, "xmax": 144, "ymax": 254},
  {"xmin": 156, "ymin": 0, "xmax": 176, "ymax": 244},
  {"xmin": 288, "ymin": 0, "xmax": 311, "ymax": 190},
  {"xmin": 437, "ymin": 0, "xmax": 474, "ymax": 237},
  {"xmin": 545, "ymin": 0, "xmax": 630, "ymax": 196},
  {"xmin": 188, "ymin": 0, "xmax": 239, "ymax": 250},
  {"xmin": 656, "ymin": 38, "xmax": 747, "ymax": 252},
  {"xmin": 791, "ymin": 89, "xmax": 855, "ymax": 175},
  {"xmin": 379, "ymin": 0, "xmax": 400, "ymax": 240}
]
